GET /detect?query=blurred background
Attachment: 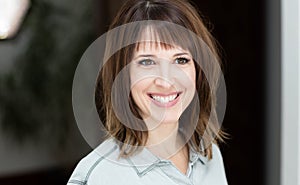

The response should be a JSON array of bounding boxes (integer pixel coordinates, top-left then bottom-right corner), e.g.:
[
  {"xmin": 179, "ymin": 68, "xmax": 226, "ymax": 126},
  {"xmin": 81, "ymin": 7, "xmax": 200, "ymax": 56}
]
[{"xmin": 0, "ymin": 0, "xmax": 298, "ymax": 185}]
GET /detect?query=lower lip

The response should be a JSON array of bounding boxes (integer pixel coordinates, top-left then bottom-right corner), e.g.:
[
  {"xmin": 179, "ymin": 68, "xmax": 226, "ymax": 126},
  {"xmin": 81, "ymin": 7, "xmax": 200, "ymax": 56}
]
[{"xmin": 149, "ymin": 94, "xmax": 181, "ymax": 108}]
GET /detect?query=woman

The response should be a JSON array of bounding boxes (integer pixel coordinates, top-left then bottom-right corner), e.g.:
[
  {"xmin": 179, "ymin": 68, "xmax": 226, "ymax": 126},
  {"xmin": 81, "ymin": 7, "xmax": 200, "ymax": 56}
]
[{"xmin": 68, "ymin": 0, "xmax": 228, "ymax": 184}]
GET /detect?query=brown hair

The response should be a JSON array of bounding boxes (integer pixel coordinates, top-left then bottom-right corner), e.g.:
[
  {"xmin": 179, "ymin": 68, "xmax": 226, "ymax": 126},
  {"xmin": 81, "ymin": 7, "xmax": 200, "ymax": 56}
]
[{"xmin": 95, "ymin": 0, "xmax": 225, "ymax": 159}]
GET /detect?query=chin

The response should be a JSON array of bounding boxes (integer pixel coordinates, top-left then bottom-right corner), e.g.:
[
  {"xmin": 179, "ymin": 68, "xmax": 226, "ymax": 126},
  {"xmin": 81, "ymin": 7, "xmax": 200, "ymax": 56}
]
[{"xmin": 151, "ymin": 112, "xmax": 182, "ymax": 125}]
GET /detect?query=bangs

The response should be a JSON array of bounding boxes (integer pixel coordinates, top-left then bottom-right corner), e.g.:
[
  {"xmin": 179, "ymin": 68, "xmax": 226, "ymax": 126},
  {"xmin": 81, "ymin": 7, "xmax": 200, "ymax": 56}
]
[
  {"xmin": 134, "ymin": 23, "xmax": 194, "ymax": 53},
  {"xmin": 135, "ymin": 41, "xmax": 173, "ymax": 51}
]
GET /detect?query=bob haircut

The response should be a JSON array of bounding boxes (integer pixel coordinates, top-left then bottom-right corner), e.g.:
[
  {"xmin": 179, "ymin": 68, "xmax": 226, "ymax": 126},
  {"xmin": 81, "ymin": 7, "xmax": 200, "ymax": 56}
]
[{"xmin": 95, "ymin": 0, "xmax": 225, "ymax": 159}]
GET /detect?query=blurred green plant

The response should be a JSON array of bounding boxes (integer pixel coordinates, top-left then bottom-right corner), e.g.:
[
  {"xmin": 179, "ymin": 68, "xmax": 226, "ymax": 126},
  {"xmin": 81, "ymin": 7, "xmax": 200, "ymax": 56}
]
[{"xmin": 0, "ymin": 0, "xmax": 96, "ymax": 146}]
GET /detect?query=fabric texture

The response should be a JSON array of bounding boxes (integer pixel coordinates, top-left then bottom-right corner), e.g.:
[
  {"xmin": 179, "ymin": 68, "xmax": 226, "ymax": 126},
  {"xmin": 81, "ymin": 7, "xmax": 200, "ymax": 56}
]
[{"xmin": 67, "ymin": 138, "xmax": 228, "ymax": 185}]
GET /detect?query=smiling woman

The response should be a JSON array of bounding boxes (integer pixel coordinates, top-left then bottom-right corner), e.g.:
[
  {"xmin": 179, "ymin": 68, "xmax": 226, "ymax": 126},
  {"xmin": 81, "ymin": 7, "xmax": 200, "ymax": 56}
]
[{"xmin": 67, "ymin": 0, "xmax": 228, "ymax": 184}]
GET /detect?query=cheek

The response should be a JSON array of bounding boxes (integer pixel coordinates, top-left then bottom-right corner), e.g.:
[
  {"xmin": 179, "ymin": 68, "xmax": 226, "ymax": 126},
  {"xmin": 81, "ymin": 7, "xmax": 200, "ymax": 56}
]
[
  {"xmin": 189, "ymin": 68, "xmax": 196, "ymax": 85},
  {"xmin": 130, "ymin": 79, "xmax": 153, "ymax": 118},
  {"xmin": 190, "ymin": 63, "xmax": 197, "ymax": 83},
  {"xmin": 130, "ymin": 78, "xmax": 152, "ymax": 104},
  {"xmin": 130, "ymin": 84, "xmax": 141, "ymax": 105},
  {"xmin": 180, "ymin": 67, "xmax": 196, "ymax": 89}
]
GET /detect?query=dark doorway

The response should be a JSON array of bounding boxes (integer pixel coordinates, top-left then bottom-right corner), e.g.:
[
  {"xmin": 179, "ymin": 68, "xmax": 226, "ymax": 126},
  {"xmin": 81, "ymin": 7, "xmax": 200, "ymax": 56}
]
[{"xmin": 191, "ymin": 1, "xmax": 266, "ymax": 185}]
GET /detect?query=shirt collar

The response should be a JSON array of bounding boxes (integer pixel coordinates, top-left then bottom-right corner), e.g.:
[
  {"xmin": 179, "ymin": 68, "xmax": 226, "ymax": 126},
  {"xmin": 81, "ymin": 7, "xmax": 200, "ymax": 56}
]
[
  {"xmin": 127, "ymin": 145, "xmax": 208, "ymax": 177},
  {"xmin": 126, "ymin": 147, "xmax": 165, "ymax": 177},
  {"xmin": 189, "ymin": 146, "xmax": 208, "ymax": 165}
]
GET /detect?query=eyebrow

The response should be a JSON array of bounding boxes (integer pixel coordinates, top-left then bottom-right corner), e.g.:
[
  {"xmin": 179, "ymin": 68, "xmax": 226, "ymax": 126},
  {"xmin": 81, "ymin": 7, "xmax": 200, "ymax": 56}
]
[{"xmin": 133, "ymin": 52, "xmax": 190, "ymax": 61}]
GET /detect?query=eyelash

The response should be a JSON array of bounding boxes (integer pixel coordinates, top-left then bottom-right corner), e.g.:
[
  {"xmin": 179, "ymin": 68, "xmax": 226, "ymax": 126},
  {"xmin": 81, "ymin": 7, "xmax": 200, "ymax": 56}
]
[
  {"xmin": 174, "ymin": 57, "xmax": 191, "ymax": 65},
  {"xmin": 137, "ymin": 57, "xmax": 191, "ymax": 66},
  {"xmin": 138, "ymin": 59, "xmax": 155, "ymax": 66}
]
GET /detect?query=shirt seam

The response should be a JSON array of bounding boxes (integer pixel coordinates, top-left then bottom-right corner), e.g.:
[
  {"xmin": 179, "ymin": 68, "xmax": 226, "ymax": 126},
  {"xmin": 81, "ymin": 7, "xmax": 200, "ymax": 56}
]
[
  {"xmin": 68, "ymin": 144, "xmax": 117, "ymax": 184},
  {"xmin": 84, "ymin": 145, "xmax": 118, "ymax": 182}
]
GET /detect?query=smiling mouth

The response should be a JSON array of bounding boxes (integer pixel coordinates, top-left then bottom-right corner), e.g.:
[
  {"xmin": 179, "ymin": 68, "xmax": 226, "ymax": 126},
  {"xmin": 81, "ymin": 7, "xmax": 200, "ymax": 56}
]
[{"xmin": 148, "ymin": 93, "xmax": 181, "ymax": 104}]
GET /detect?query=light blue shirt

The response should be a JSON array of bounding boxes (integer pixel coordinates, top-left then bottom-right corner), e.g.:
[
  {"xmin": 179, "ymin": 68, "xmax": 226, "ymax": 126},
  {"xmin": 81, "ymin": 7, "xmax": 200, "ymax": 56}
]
[{"xmin": 67, "ymin": 138, "xmax": 228, "ymax": 185}]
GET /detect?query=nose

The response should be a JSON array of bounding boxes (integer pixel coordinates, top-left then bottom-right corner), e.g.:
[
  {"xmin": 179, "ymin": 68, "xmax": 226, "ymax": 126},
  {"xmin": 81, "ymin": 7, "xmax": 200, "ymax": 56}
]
[
  {"xmin": 154, "ymin": 77, "xmax": 174, "ymax": 88},
  {"xmin": 154, "ymin": 62, "xmax": 174, "ymax": 88}
]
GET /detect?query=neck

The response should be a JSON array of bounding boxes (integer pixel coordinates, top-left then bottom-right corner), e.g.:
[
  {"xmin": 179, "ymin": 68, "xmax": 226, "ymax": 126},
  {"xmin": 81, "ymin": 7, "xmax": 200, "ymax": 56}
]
[
  {"xmin": 147, "ymin": 122, "xmax": 178, "ymax": 143},
  {"xmin": 145, "ymin": 120, "xmax": 184, "ymax": 159}
]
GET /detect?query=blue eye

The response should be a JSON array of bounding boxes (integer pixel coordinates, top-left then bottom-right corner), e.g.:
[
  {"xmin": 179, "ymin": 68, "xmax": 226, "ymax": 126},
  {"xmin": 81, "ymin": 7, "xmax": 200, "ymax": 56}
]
[
  {"xmin": 138, "ymin": 59, "xmax": 155, "ymax": 66},
  {"xmin": 175, "ymin": 57, "xmax": 191, "ymax": 65}
]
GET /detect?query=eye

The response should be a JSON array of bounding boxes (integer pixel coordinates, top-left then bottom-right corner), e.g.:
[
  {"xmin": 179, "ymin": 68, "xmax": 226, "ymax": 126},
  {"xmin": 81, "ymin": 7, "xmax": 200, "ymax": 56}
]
[
  {"xmin": 138, "ymin": 59, "xmax": 156, "ymax": 66},
  {"xmin": 174, "ymin": 57, "xmax": 191, "ymax": 65}
]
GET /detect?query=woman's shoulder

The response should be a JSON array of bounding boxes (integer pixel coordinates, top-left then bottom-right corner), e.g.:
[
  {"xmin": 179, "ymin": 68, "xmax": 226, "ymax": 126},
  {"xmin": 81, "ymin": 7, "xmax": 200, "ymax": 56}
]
[
  {"xmin": 203, "ymin": 143, "xmax": 225, "ymax": 167},
  {"xmin": 202, "ymin": 143, "xmax": 228, "ymax": 184},
  {"xmin": 212, "ymin": 143, "xmax": 224, "ymax": 160},
  {"xmin": 67, "ymin": 138, "xmax": 126, "ymax": 185},
  {"xmin": 192, "ymin": 143, "xmax": 224, "ymax": 166}
]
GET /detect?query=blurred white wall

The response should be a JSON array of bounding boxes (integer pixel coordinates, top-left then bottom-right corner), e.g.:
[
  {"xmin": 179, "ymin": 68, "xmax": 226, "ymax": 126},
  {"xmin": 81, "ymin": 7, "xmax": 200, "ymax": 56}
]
[{"xmin": 281, "ymin": 0, "xmax": 300, "ymax": 184}]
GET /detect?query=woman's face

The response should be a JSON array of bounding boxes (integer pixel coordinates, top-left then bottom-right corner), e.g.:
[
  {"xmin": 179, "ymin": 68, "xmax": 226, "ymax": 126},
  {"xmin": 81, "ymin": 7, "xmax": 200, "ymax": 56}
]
[{"xmin": 130, "ymin": 42, "xmax": 196, "ymax": 128}]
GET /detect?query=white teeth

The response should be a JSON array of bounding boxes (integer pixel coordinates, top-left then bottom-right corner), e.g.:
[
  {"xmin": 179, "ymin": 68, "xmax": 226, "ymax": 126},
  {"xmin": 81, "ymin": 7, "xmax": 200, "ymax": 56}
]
[{"xmin": 151, "ymin": 94, "xmax": 177, "ymax": 103}]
